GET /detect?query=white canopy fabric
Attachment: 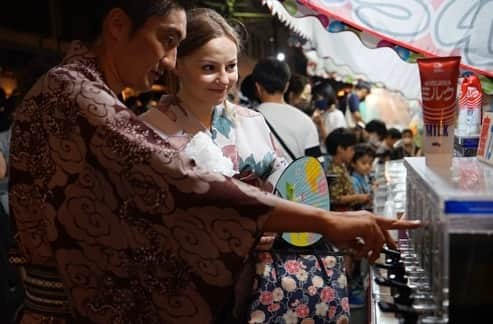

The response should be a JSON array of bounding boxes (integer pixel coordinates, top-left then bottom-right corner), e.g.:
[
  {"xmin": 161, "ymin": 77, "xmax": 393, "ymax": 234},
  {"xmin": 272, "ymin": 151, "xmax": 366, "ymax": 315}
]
[
  {"xmin": 265, "ymin": 0, "xmax": 422, "ymax": 100},
  {"xmin": 290, "ymin": 0, "xmax": 493, "ymax": 77}
]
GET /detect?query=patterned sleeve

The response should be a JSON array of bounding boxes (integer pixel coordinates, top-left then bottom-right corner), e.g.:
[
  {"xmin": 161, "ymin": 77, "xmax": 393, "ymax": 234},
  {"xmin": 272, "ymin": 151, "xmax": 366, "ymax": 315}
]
[
  {"xmin": 328, "ymin": 165, "xmax": 354, "ymax": 205},
  {"xmin": 328, "ymin": 166, "xmax": 346, "ymax": 204},
  {"xmin": 9, "ymin": 68, "xmax": 278, "ymax": 323}
]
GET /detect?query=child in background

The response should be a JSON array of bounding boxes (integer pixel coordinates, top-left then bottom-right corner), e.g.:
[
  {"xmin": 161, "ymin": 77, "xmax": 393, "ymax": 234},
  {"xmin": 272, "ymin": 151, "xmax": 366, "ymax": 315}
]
[
  {"xmin": 364, "ymin": 119, "xmax": 387, "ymax": 150},
  {"xmin": 391, "ymin": 128, "xmax": 422, "ymax": 159},
  {"xmin": 377, "ymin": 127, "xmax": 401, "ymax": 163},
  {"xmin": 350, "ymin": 143, "xmax": 376, "ymax": 212},
  {"xmin": 325, "ymin": 128, "xmax": 371, "ymax": 211},
  {"xmin": 325, "ymin": 128, "xmax": 371, "ymax": 310},
  {"xmin": 348, "ymin": 143, "xmax": 377, "ymax": 310}
]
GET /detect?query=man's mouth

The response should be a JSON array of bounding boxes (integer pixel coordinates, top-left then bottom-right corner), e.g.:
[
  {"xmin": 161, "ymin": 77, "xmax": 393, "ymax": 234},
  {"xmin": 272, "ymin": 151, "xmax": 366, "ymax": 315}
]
[{"xmin": 149, "ymin": 69, "xmax": 164, "ymax": 83}]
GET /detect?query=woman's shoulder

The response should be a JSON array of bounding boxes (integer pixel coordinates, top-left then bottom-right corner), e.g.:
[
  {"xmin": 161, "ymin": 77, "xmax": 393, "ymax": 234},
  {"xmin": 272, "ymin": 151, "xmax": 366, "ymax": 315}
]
[{"xmin": 226, "ymin": 102, "xmax": 262, "ymax": 118}]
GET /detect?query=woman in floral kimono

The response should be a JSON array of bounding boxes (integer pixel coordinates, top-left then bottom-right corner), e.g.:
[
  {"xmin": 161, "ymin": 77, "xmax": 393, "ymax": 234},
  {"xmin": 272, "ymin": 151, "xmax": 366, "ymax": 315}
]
[
  {"xmin": 9, "ymin": 2, "xmax": 419, "ymax": 323},
  {"xmin": 139, "ymin": 8, "xmax": 290, "ymax": 321},
  {"xmin": 138, "ymin": 8, "xmax": 402, "ymax": 324}
]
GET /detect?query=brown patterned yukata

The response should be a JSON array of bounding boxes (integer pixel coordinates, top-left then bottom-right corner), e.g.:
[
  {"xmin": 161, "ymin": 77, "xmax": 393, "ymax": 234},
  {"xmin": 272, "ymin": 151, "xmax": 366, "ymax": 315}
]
[{"xmin": 9, "ymin": 41, "xmax": 277, "ymax": 323}]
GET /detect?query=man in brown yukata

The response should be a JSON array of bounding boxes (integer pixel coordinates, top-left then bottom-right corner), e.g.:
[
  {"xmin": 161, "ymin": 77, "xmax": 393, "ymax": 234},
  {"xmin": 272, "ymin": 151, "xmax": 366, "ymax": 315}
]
[{"xmin": 8, "ymin": 1, "xmax": 419, "ymax": 323}]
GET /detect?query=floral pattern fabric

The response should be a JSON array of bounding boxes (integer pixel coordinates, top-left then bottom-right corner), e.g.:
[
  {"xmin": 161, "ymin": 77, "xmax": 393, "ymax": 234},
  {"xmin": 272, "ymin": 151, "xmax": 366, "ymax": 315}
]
[
  {"xmin": 140, "ymin": 97, "xmax": 350, "ymax": 323},
  {"xmin": 8, "ymin": 41, "xmax": 280, "ymax": 324},
  {"xmin": 249, "ymin": 252, "xmax": 349, "ymax": 324},
  {"xmin": 140, "ymin": 97, "xmax": 287, "ymax": 191}
]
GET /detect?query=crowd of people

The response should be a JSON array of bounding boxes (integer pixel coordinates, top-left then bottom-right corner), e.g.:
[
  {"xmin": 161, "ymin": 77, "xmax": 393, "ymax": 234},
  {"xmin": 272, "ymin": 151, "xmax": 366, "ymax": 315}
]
[
  {"xmin": 0, "ymin": 1, "xmax": 422, "ymax": 323},
  {"xmin": 232, "ymin": 57, "xmax": 422, "ymax": 315}
]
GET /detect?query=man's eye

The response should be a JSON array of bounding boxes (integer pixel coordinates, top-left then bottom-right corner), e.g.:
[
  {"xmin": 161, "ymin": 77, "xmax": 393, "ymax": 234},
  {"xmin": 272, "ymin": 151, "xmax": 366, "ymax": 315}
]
[{"xmin": 163, "ymin": 36, "xmax": 177, "ymax": 48}]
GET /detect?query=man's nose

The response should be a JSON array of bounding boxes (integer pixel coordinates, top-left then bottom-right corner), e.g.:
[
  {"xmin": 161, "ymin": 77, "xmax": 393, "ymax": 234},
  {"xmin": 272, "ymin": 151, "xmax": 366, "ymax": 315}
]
[{"xmin": 160, "ymin": 48, "xmax": 177, "ymax": 70}]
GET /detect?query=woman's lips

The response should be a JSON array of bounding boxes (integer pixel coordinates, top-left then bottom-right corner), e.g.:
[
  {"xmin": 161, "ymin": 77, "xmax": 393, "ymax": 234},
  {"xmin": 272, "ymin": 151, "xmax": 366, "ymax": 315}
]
[{"xmin": 208, "ymin": 88, "xmax": 228, "ymax": 93}]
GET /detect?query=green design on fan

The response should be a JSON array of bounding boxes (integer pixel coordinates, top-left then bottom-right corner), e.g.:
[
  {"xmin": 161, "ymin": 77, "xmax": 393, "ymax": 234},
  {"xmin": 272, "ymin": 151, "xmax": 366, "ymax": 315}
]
[{"xmin": 276, "ymin": 157, "xmax": 330, "ymax": 247}]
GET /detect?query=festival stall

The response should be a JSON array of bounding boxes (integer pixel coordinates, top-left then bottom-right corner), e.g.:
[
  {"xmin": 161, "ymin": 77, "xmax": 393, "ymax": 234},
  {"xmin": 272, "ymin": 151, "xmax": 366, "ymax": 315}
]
[
  {"xmin": 264, "ymin": 2, "xmax": 493, "ymax": 323},
  {"xmin": 263, "ymin": 0, "xmax": 493, "ymax": 129}
]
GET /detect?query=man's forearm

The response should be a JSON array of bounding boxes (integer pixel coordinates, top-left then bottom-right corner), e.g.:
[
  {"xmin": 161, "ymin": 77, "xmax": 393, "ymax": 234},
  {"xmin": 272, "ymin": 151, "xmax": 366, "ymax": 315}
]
[
  {"xmin": 352, "ymin": 111, "xmax": 363, "ymax": 123},
  {"xmin": 263, "ymin": 198, "xmax": 330, "ymax": 234}
]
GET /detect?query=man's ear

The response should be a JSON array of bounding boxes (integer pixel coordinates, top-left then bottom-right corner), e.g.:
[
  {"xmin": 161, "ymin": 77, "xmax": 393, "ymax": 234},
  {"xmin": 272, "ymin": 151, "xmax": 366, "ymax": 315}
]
[
  {"xmin": 287, "ymin": 92, "xmax": 294, "ymax": 103},
  {"xmin": 104, "ymin": 8, "xmax": 132, "ymax": 41},
  {"xmin": 283, "ymin": 81, "xmax": 290, "ymax": 95},
  {"xmin": 254, "ymin": 82, "xmax": 263, "ymax": 98}
]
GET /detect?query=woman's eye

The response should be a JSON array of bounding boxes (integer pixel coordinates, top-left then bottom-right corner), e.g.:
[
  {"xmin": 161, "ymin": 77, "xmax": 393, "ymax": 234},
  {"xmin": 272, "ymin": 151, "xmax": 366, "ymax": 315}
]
[
  {"xmin": 202, "ymin": 65, "xmax": 215, "ymax": 72},
  {"xmin": 226, "ymin": 63, "xmax": 237, "ymax": 72}
]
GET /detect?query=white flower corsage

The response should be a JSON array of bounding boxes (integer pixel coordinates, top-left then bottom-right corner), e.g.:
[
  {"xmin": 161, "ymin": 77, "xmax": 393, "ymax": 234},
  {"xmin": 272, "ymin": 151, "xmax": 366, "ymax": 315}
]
[{"xmin": 184, "ymin": 131, "xmax": 237, "ymax": 177}]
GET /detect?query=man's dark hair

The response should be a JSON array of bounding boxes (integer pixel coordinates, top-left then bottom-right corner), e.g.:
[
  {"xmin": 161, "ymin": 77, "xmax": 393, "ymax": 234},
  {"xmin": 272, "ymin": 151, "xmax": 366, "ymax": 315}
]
[
  {"xmin": 401, "ymin": 128, "xmax": 413, "ymax": 137},
  {"xmin": 284, "ymin": 74, "xmax": 308, "ymax": 101},
  {"xmin": 325, "ymin": 127, "xmax": 357, "ymax": 156},
  {"xmin": 386, "ymin": 128, "xmax": 402, "ymax": 140},
  {"xmin": 365, "ymin": 119, "xmax": 387, "ymax": 140},
  {"xmin": 252, "ymin": 57, "xmax": 291, "ymax": 94},
  {"xmin": 68, "ymin": 0, "xmax": 186, "ymax": 42},
  {"xmin": 355, "ymin": 80, "xmax": 371, "ymax": 93},
  {"xmin": 240, "ymin": 74, "xmax": 258, "ymax": 102},
  {"xmin": 312, "ymin": 81, "xmax": 337, "ymax": 107}
]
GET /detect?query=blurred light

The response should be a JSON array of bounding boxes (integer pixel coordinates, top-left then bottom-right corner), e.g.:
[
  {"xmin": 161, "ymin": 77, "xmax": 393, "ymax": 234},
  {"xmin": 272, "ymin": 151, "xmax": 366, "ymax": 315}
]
[
  {"xmin": 276, "ymin": 52, "xmax": 286, "ymax": 61},
  {"xmin": 121, "ymin": 87, "xmax": 136, "ymax": 101},
  {"xmin": 0, "ymin": 72, "xmax": 17, "ymax": 98}
]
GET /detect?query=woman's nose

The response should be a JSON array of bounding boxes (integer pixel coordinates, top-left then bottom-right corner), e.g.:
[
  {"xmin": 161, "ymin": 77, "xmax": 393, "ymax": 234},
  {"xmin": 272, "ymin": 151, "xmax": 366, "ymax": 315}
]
[{"xmin": 218, "ymin": 70, "xmax": 229, "ymax": 85}]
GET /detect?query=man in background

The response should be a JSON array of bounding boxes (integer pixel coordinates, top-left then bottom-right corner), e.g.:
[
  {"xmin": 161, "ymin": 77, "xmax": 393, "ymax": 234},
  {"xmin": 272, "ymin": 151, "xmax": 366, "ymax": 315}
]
[
  {"xmin": 284, "ymin": 74, "xmax": 312, "ymax": 115},
  {"xmin": 252, "ymin": 57, "xmax": 321, "ymax": 162},
  {"xmin": 343, "ymin": 80, "xmax": 371, "ymax": 127}
]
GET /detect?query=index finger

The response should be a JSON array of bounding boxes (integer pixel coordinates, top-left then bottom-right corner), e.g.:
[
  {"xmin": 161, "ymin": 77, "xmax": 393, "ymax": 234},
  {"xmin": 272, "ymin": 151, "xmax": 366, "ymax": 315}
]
[{"xmin": 376, "ymin": 217, "xmax": 421, "ymax": 230}]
